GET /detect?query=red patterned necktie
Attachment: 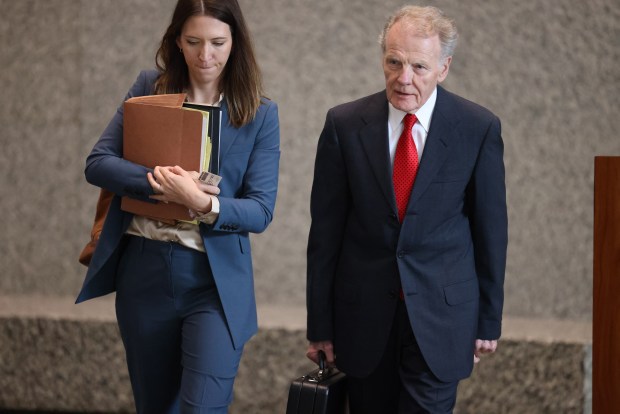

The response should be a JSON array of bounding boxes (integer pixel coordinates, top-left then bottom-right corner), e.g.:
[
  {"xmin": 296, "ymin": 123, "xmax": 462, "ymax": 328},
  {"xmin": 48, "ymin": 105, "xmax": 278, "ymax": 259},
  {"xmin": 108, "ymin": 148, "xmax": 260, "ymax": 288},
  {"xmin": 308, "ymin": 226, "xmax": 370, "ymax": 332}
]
[{"xmin": 393, "ymin": 113, "xmax": 419, "ymax": 223}]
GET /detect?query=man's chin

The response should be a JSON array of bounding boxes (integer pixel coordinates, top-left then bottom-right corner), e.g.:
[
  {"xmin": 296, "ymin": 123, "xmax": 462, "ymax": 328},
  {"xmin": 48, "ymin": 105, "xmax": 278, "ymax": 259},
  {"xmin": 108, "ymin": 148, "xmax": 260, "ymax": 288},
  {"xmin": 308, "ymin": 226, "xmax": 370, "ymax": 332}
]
[
  {"xmin": 388, "ymin": 94, "xmax": 420, "ymax": 112},
  {"xmin": 391, "ymin": 101, "xmax": 419, "ymax": 113}
]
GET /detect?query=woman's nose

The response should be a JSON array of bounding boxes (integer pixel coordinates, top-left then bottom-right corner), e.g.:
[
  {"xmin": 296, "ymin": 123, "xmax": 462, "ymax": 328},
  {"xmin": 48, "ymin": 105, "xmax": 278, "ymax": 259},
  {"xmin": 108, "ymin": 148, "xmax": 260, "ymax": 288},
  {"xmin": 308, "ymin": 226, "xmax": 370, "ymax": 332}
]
[{"xmin": 199, "ymin": 45, "xmax": 211, "ymax": 61}]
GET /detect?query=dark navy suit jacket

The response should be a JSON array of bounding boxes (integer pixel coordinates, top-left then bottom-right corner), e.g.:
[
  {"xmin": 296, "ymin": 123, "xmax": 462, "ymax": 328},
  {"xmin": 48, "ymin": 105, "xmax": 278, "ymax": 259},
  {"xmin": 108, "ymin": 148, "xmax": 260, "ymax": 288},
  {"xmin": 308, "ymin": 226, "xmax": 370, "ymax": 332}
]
[
  {"xmin": 307, "ymin": 87, "xmax": 507, "ymax": 382},
  {"xmin": 76, "ymin": 70, "xmax": 280, "ymax": 349}
]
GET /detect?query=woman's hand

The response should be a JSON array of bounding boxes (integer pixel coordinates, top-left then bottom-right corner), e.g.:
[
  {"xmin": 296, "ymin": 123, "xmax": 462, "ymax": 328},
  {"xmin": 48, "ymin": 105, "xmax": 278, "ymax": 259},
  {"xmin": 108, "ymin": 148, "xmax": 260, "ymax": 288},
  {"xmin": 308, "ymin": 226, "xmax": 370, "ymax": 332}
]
[
  {"xmin": 148, "ymin": 166, "xmax": 218, "ymax": 213},
  {"xmin": 188, "ymin": 171, "xmax": 221, "ymax": 197}
]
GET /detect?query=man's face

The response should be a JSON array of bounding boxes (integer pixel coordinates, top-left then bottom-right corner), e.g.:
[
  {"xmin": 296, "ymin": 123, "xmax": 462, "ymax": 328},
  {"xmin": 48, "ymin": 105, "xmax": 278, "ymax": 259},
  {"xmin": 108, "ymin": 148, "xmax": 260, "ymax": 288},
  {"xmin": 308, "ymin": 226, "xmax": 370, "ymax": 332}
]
[{"xmin": 383, "ymin": 21, "xmax": 451, "ymax": 113}]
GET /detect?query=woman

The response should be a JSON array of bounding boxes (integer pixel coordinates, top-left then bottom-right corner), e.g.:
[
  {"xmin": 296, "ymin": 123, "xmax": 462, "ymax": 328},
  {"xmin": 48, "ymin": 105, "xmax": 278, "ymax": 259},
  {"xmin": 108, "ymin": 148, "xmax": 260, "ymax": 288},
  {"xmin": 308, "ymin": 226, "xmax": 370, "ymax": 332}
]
[{"xmin": 76, "ymin": 0, "xmax": 279, "ymax": 412}]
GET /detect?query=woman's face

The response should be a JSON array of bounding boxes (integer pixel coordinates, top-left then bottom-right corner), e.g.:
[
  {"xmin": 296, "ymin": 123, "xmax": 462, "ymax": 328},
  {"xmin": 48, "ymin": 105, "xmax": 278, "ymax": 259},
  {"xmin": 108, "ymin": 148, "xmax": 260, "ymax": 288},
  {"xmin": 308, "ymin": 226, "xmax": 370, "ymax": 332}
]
[{"xmin": 176, "ymin": 15, "xmax": 232, "ymax": 89}]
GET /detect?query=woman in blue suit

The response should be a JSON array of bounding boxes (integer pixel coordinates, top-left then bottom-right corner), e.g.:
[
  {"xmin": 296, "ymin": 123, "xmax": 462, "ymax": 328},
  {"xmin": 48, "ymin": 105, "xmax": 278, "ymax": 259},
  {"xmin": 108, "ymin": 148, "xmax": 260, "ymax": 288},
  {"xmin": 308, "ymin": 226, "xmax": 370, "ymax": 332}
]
[{"xmin": 76, "ymin": 0, "xmax": 279, "ymax": 412}]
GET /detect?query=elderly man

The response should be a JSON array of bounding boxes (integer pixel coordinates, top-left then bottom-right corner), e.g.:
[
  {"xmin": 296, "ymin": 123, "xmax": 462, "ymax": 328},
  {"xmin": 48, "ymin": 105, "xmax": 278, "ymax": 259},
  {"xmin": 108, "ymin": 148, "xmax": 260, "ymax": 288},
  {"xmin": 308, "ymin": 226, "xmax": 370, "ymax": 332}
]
[{"xmin": 306, "ymin": 5, "xmax": 507, "ymax": 413}]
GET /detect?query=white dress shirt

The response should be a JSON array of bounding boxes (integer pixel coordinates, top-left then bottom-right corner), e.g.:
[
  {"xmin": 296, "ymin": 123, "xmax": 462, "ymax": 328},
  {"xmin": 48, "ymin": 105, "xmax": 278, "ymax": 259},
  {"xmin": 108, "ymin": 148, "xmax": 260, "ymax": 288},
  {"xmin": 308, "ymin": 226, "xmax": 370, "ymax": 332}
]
[{"xmin": 387, "ymin": 87, "xmax": 438, "ymax": 166}]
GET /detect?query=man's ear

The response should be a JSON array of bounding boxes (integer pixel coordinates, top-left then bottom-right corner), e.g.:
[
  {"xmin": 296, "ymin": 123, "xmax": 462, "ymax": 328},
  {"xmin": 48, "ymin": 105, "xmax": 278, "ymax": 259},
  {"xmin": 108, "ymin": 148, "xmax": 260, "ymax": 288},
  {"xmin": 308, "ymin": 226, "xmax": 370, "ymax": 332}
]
[{"xmin": 438, "ymin": 56, "xmax": 452, "ymax": 83}]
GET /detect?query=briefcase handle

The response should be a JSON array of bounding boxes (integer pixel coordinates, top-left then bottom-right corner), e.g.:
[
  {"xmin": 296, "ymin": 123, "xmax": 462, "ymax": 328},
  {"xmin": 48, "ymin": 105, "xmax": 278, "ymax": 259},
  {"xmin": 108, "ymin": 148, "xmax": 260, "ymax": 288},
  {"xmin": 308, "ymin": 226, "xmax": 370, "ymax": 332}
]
[{"xmin": 317, "ymin": 350, "xmax": 330, "ymax": 379}]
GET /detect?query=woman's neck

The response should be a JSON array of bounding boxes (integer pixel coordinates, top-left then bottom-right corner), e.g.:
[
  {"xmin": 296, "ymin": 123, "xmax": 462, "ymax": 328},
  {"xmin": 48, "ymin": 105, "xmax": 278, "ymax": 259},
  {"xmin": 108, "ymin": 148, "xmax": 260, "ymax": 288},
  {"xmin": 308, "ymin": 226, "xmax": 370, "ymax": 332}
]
[{"xmin": 186, "ymin": 84, "xmax": 220, "ymax": 105}]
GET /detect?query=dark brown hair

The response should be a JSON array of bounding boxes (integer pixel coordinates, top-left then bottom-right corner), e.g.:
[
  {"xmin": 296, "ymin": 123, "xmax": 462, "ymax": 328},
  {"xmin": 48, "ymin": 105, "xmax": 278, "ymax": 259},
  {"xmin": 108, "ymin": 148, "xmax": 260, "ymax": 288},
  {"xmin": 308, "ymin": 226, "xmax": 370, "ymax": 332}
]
[{"xmin": 154, "ymin": 0, "xmax": 264, "ymax": 128}]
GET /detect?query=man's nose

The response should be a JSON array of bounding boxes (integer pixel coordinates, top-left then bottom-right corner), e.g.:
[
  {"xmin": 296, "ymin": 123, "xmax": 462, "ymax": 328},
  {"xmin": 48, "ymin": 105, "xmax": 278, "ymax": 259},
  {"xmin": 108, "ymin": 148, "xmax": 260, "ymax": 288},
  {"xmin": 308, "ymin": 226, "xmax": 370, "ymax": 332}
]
[{"xmin": 397, "ymin": 66, "xmax": 413, "ymax": 84}]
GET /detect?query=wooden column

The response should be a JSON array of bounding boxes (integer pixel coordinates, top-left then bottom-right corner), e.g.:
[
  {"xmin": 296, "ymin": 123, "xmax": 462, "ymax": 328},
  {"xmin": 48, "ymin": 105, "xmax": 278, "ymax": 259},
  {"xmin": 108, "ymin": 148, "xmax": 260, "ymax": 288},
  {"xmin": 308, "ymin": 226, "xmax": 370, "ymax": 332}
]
[{"xmin": 593, "ymin": 156, "xmax": 620, "ymax": 413}]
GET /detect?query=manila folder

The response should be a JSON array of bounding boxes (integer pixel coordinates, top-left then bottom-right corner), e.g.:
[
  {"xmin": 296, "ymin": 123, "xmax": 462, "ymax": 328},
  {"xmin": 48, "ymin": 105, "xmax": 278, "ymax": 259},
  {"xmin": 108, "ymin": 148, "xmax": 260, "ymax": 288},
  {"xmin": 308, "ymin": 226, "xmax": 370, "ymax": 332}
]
[{"xmin": 121, "ymin": 93, "xmax": 202, "ymax": 221}]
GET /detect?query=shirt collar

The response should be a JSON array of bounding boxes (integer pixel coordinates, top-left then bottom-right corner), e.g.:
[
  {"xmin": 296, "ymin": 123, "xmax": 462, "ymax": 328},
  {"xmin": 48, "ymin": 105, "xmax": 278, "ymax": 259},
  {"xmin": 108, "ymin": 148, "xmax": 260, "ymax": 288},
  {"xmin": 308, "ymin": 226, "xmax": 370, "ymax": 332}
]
[
  {"xmin": 184, "ymin": 93, "xmax": 224, "ymax": 107},
  {"xmin": 388, "ymin": 87, "xmax": 437, "ymax": 133}
]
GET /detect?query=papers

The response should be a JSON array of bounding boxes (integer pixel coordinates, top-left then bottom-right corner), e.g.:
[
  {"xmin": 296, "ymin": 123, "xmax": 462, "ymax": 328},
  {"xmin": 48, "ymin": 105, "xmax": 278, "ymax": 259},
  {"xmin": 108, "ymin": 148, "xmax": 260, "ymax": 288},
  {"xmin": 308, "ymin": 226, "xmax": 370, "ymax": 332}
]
[{"xmin": 181, "ymin": 101, "xmax": 221, "ymax": 175}]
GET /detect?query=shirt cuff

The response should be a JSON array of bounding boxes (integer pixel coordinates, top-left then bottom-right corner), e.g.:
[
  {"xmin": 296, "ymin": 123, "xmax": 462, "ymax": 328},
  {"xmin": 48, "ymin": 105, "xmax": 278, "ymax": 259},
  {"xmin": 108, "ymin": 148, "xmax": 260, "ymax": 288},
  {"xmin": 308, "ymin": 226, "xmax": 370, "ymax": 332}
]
[{"xmin": 195, "ymin": 195, "xmax": 220, "ymax": 225}]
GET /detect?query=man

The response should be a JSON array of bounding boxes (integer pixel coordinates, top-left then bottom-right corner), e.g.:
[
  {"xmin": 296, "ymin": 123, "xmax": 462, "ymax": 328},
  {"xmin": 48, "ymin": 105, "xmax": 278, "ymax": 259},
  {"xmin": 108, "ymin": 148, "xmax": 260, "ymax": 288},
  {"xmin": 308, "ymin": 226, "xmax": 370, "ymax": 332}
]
[{"xmin": 306, "ymin": 5, "xmax": 507, "ymax": 413}]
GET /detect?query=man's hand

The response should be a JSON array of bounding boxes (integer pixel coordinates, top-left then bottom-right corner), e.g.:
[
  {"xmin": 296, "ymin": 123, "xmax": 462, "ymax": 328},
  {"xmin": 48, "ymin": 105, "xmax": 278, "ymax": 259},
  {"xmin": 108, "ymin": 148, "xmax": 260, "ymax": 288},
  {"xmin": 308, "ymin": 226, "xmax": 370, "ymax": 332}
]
[
  {"xmin": 307, "ymin": 341, "xmax": 335, "ymax": 367},
  {"xmin": 474, "ymin": 339, "xmax": 498, "ymax": 363}
]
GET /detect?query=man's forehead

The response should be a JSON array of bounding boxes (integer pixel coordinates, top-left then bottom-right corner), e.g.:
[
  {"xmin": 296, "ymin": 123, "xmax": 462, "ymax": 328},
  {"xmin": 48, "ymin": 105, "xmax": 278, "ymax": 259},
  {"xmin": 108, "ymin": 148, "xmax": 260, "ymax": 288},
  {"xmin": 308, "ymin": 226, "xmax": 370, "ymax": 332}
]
[
  {"xmin": 390, "ymin": 18, "xmax": 437, "ymax": 38},
  {"xmin": 384, "ymin": 29, "xmax": 441, "ymax": 52}
]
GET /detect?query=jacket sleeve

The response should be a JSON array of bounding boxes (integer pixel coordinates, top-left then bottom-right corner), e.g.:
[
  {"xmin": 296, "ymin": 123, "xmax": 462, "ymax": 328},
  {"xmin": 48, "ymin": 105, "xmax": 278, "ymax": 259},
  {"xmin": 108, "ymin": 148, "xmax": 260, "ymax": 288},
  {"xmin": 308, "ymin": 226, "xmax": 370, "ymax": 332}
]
[
  {"xmin": 306, "ymin": 109, "xmax": 351, "ymax": 342},
  {"xmin": 468, "ymin": 115, "xmax": 508, "ymax": 340},
  {"xmin": 84, "ymin": 70, "xmax": 157, "ymax": 202},
  {"xmin": 209, "ymin": 101, "xmax": 280, "ymax": 234}
]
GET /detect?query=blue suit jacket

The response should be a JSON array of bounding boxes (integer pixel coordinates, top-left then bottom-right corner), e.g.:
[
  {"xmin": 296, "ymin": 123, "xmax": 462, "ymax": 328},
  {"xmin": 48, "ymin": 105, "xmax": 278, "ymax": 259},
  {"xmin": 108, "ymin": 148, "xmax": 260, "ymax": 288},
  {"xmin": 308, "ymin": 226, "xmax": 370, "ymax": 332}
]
[
  {"xmin": 307, "ymin": 87, "xmax": 507, "ymax": 382},
  {"xmin": 76, "ymin": 70, "xmax": 280, "ymax": 349}
]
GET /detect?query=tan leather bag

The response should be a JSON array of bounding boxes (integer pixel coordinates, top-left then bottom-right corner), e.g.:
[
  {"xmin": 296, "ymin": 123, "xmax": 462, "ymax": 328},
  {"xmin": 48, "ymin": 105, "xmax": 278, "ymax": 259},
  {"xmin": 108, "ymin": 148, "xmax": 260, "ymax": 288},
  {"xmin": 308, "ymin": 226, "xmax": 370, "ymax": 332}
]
[{"xmin": 78, "ymin": 189, "xmax": 114, "ymax": 266}]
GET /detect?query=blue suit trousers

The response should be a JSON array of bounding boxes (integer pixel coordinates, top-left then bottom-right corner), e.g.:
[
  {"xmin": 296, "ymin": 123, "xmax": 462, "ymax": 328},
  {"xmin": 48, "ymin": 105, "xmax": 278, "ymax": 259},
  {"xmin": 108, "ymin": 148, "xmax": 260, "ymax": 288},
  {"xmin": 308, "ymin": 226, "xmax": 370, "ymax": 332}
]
[
  {"xmin": 115, "ymin": 235, "xmax": 243, "ymax": 414},
  {"xmin": 346, "ymin": 301, "xmax": 459, "ymax": 413}
]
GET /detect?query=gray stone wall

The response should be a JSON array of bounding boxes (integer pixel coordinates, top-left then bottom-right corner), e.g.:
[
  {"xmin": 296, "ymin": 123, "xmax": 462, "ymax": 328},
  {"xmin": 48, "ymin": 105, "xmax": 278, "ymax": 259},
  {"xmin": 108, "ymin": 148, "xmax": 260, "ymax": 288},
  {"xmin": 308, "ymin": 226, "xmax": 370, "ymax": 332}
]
[
  {"xmin": 1, "ymin": 0, "xmax": 618, "ymax": 335},
  {"xmin": 0, "ymin": 296, "xmax": 591, "ymax": 413}
]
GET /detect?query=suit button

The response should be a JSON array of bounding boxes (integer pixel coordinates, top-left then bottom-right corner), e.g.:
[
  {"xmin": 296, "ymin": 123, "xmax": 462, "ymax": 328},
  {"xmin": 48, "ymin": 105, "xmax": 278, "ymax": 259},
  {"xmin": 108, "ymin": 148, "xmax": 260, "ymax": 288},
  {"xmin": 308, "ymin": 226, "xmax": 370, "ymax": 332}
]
[
  {"xmin": 390, "ymin": 213, "xmax": 397, "ymax": 220},
  {"xmin": 397, "ymin": 251, "xmax": 405, "ymax": 259}
]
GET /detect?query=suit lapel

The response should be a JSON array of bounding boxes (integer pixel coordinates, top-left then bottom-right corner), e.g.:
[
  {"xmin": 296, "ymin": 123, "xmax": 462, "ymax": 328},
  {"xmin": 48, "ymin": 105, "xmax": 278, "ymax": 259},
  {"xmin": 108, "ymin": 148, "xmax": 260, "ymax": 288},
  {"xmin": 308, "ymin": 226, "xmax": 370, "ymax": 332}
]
[
  {"xmin": 352, "ymin": 88, "xmax": 461, "ymax": 215},
  {"xmin": 218, "ymin": 100, "xmax": 241, "ymax": 159},
  {"xmin": 408, "ymin": 88, "xmax": 458, "ymax": 208},
  {"xmin": 359, "ymin": 93, "xmax": 396, "ymax": 210}
]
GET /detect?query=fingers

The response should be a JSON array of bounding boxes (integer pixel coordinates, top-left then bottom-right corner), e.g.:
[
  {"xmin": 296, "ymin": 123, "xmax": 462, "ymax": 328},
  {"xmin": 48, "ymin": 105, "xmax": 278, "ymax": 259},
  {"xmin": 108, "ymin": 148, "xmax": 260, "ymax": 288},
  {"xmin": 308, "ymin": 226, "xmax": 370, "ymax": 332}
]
[
  {"xmin": 306, "ymin": 341, "xmax": 335, "ymax": 367},
  {"xmin": 196, "ymin": 182, "xmax": 221, "ymax": 195},
  {"xmin": 151, "ymin": 166, "xmax": 183, "ymax": 193},
  {"xmin": 148, "ymin": 168, "xmax": 175, "ymax": 202},
  {"xmin": 150, "ymin": 167, "xmax": 210, "ymax": 207},
  {"xmin": 474, "ymin": 339, "xmax": 498, "ymax": 363},
  {"xmin": 170, "ymin": 165, "xmax": 190, "ymax": 177},
  {"xmin": 305, "ymin": 349, "xmax": 319, "ymax": 364},
  {"xmin": 147, "ymin": 172, "xmax": 163, "ymax": 194},
  {"xmin": 476, "ymin": 339, "xmax": 498, "ymax": 354},
  {"xmin": 151, "ymin": 167, "xmax": 168, "ymax": 190}
]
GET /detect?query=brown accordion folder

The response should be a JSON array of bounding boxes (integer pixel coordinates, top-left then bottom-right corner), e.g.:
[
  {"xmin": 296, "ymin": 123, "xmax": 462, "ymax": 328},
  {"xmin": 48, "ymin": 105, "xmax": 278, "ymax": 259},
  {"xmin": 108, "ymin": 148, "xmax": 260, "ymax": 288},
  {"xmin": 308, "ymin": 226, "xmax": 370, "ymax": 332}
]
[{"xmin": 121, "ymin": 94, "xmax": 220, "ymax": 221}]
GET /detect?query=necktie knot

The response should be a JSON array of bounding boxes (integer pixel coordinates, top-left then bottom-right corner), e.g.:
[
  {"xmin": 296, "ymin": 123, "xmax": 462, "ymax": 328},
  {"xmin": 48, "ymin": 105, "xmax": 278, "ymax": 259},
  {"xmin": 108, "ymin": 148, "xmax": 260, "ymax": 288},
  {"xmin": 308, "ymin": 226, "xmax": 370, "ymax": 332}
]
[{"xmin": 403, "ymin": 113, "xmax": 417, "ymax": 130}]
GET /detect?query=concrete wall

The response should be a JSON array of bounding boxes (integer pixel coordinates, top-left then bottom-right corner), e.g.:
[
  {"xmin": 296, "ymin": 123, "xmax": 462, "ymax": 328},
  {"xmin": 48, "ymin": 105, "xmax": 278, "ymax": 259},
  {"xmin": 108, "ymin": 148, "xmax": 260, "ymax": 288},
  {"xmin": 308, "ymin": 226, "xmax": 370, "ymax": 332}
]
[
  {"xmin": 2, "ymin": 0, "xmax": 619, "ymax": 319},
  {"xmin": 0, "ymin": 0, "xmax": 618, "ymax": 411},
  {"xmin": 0, "ymin": 296, "xmax": 592, "ymax": 413}
]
